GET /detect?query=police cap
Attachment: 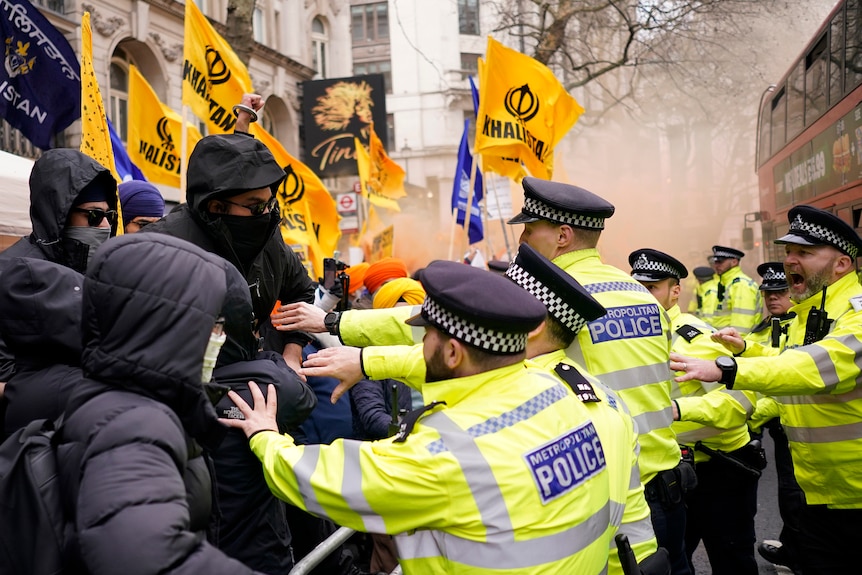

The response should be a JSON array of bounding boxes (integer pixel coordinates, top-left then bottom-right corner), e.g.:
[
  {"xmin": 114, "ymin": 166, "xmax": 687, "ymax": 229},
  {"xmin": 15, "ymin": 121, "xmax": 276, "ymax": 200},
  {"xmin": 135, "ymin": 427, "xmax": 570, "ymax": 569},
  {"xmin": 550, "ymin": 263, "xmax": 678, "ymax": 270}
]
[
  {"xmin": 508, "ymin": 177, "xmax": 615, "ymax": 230},
  {"xmin": 757, "ymin": 262, "xmax": 789, "ymax": 291},
  {"xmin": 628, "ymin": 248, "xmax": 688, "ymax": 282},
  {"xmin": 406, "ymin": 260, "xmax": 546, "ymax": 354},
  {"xmin": 775, "ymin": 205, "xmax": 862, "ymax": 259},
  {"xmin": 693, "ymin": 266, "xmax": 715, "ymax": 280},
  {"xmin": 487, "ymin": 259, "xmax": 511, "ymax": 275},
  {"xmin": 712, "ymin": 245, "xmax": 745, "ymax": 260},
  {"xmin": 506, "ymin": 243, "xmax": 606, "ymax": 334}
]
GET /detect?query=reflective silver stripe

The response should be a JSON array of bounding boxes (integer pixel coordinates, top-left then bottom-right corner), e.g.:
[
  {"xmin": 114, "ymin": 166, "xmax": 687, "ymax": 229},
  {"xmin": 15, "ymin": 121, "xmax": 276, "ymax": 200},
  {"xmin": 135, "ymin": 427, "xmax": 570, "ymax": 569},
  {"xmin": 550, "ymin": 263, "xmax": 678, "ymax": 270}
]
[
  {"xmin": 341, "ymin": 440, "xmax": 387, "ymax": 533},
  {"xmin": 425, "ymin": 412, "xmax": 513, "ymax": 533},
  {"xmin": 784, "ymin": 420, "xmax": 862, "ymax": 444},
  {"xmin": 293, "ymin": 445, "xmax": 325, "ymax": 516},
  {"xmin": 609, "ymin": 499, "xmax": 625, "ymax": 529},
  {"xmin": 795, "ymin": 334, "xmax": 862, "ymax": 393},
  {"xmin": 777, "ymin": 384, "xmax": 862, "ymax": 405},
  {"xmin": 732, "ymin": 308, "xmax": 759, "ymax": 316},
  {"xmin": 676, "ymin": 426, "xmax": 724, "ymax": 443},
  {"xmin": 721, "ymin": 389, "xmax": 754, "ymax": 415},
  {"xmin": 629, "ymin": 463, "xmax": 641, "ymax": 490},
  {"xmin": 598, "ymin": 362, "xmax": 672, "ymax": 392},
  {"xmin": 616, "ymin": 515, "xmax": 655, "ymax": 547},
  {"xmin": 395, "ymin": 501, "xmax": 611, "ymax": 568},
  {"xmin": 632, "ymin": 406, "xmax": 673, "ymax": 434}
]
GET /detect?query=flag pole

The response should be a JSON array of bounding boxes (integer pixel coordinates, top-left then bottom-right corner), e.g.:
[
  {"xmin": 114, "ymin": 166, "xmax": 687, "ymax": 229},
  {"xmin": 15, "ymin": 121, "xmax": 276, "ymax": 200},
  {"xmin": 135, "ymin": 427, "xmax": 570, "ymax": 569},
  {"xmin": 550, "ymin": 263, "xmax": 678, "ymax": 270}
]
[
  {"xmin": 488, "ymin": 173, "xmax": 513, "ymax": 259},
  {"xmin": 180, "ymin": 105, "xmax": 189, "ymax": 205},
  {"xmin": 462, "ymin": 151, "xmax": 478, "ymax": 250}
]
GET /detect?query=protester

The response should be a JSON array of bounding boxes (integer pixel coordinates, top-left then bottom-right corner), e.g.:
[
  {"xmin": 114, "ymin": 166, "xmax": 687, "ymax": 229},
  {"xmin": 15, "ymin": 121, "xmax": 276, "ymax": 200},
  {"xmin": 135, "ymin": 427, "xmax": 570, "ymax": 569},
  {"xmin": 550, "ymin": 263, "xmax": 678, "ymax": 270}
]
[
  {"xmin": 363, "ymin": 257, "xmax": 409, "ymax": 297},
  {"xmin": 118, "ymin": 180, "xmax": 165, "ymax": 232}
]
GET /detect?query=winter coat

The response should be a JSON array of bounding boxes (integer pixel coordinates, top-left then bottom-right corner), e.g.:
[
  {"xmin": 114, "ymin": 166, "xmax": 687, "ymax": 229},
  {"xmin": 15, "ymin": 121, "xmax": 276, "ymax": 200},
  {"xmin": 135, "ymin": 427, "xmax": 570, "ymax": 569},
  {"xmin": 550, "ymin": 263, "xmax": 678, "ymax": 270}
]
[
  {"xmin": 56, "ymin": 233, "xmax": 262, "ymax": 575},
  {"xmin": 294, "ymin": 339, "xmax": 356, "ymax": 445},
  {"xmin": 143, "ymin": 134, "xmax": 314, "ymax": 359},
  {"xmin": 350, "ymin": 379, "xmax": 413, "ymax": 440},
  {"xmin": 0, "ymin": 257, "xmax": 84, "ymax": 438},
  {"xmin": 0, "ymin": 149, "xmax": 117, "ymax": 381}
]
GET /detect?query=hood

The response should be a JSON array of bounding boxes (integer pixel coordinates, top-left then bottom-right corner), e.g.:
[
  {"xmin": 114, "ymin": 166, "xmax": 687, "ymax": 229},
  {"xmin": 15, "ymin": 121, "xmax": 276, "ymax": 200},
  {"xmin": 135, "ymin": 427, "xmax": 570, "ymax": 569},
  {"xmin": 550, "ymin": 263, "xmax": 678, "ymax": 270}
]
[
  {"xmin": 217, "ymin": 255, "xmax": 258, "ymax": 366},
  {"xmin": 0, "ymin": 257, "xmax": 83, "ymax": 366},
  {"xmin": 28, "ymin": 149, "xmax": 118, "ymax": 252},
  {"xmin": 80, "ymin": 233, "xmax": 229, "ymax": 446}
]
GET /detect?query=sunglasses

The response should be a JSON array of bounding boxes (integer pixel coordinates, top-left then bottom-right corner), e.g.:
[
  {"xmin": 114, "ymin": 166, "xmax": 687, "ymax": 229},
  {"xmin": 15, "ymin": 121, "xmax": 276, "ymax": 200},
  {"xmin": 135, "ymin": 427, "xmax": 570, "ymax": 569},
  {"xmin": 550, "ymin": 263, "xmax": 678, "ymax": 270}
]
[
  {"xmin": 72, "ymin": 207, "xmax": 119, "ymax": 227},
  {"xmin": 220, "ymin": 196, "xmax": 277, "ymax": 216}
]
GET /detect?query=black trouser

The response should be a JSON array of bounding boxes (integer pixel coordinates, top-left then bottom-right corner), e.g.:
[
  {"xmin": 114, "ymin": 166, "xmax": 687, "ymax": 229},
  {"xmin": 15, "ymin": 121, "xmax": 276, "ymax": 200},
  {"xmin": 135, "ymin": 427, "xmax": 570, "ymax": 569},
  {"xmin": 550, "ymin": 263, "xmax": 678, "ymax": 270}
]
[
  {"xmin": 796, "ymin": 505, "xmax": 862, "ymax": 575},
  {"xmin": 764, "ymin": 420, "xmax": 805, "ymax": 562},
  {"xmin": 684, "ymin": 451, "xmax": 759, "ymax": 575},
  {"xmin": 645, "ymin": 464, "xmax": 693, "ymax": 575}
]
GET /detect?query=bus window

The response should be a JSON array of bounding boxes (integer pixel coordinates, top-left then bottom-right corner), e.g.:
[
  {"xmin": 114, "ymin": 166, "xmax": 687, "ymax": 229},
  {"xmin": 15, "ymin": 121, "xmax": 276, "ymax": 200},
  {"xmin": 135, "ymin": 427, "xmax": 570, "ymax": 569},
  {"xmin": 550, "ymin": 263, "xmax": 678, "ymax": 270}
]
[
  {"xmin": 830, "ymin": 7, "xmax": 845, "ymax": 105},
  {"xmin": 771, "ymin": 87, "xmax": 786, "ymax": 155},
  {"xmin": 787, "ymin": 61, "xmax": 805, "ymax": 140},
  {"xmin": 805, "ymin": 35, "xmax": 828, "ymax": 124},
  {"xmin": 845, "ymin": 0, "xmax": 862, "ymax": 94},
  {"xmin": 758, "ymin": 97, "xmax": 772, "ymax": 166}
]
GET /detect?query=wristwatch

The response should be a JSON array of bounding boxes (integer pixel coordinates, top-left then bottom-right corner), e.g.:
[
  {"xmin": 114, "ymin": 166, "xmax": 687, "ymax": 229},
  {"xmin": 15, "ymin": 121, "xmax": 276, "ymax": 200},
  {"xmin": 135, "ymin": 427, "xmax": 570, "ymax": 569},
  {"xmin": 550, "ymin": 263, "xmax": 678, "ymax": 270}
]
[
  {"xmin": 715, "ymin": 356, "xmax": 737, "ymax": 387},
  {"xmin": 324, "ymin": 311, "xmax": 341, "ymax": 336}
]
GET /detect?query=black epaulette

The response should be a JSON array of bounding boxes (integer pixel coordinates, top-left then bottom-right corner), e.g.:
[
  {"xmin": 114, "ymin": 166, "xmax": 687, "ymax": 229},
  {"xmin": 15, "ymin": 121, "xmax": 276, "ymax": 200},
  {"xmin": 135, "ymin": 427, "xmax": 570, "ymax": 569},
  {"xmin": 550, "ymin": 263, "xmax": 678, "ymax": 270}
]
[
  {"xmin": 393, "ymin": 401, "xmax": 446, "ymax": 443},
  {"xmin": 750, "ymin": 317, "xmax": 771, "ymax": 334},
  {"xmin": 555, "ymin": 363, "xmax": 601, "ymax": 403},
  {"xmin": 731, "ymin": 277, "xmax": 742, "ymax": 285},
  {"xmin": 675, "ymin": 324, "xmax": 704, "ymax": 343}
]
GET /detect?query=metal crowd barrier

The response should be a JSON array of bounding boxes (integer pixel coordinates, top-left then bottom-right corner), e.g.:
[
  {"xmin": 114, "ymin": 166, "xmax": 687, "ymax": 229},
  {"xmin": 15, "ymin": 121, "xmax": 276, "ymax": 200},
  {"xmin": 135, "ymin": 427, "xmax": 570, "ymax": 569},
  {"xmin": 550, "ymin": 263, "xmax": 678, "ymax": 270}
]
[{"xmin": 287, "ymin": 527, "xmax": 401, "ymax": 575}]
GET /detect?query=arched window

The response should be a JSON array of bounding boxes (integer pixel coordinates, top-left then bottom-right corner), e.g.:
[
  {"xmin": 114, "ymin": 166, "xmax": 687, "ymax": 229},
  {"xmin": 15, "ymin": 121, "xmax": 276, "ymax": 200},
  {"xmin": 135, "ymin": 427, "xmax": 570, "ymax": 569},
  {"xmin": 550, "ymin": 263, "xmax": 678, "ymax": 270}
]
[
  {"xmin": 311, "ymin": 16, "xmax": 328, "ymax": 79},
  {"xmin": 109, "ymin": 60, "xmax": 129, "ymax": 142}
]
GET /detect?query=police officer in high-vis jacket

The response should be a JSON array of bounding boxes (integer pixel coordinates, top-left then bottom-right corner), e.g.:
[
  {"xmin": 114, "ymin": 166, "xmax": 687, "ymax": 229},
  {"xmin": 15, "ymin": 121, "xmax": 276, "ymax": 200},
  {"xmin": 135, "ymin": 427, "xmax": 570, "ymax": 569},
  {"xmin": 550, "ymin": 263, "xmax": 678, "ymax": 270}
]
[
  {"xmin": 709, "ymin": 246, "xmax": 761, "ymax": 335},
  {"xmin": 672, "ymin": 205, "xmax": 862, "ymax": 575},
  {"xmin": 629, "ymin": 248, "xmax": 759, "ymax": 575},
  {"xmin": 225, "ymin": 261, "xmax": 616, "ymax": 574},
  {"xmin": 690, "ymin": 266, "xmax": 718, "ymax": 322},
  {"xmin": 506, "ymin": 178, "xmax": 688, "ymax": 574}
]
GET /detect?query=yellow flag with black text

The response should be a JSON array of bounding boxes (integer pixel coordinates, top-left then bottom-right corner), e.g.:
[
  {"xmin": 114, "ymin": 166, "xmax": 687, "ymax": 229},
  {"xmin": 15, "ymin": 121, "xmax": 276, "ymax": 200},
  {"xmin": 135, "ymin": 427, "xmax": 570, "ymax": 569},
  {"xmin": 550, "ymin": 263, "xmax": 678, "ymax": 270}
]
[
  {"xmin": 475, "ymin": 36, "xmax": 582, "ymax": 180},
  {"xmin": 475, "ymin": 57, "xmax": 527, "ymax": 183},
  {"xmin": 182, "ymin": 0, "xmax": 252, "ymax": 133},
  {"xmin": 128, "ymin": 66, "xmax": 202, "ymax": 187},
  {"xmin": 354, "ymin": 124, "xmax": 405, "ymax": 212},
  {"xmin": 250, "ymin": 124, "xmax": 341, "ymax": 279}
]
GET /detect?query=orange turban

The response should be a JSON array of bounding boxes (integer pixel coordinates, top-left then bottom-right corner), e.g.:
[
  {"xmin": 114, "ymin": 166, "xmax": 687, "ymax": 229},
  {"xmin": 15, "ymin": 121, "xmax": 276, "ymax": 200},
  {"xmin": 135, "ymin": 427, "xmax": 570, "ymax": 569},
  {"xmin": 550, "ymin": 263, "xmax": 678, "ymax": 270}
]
[
  {"xmin": 364, "ymin": 257, "xmax": 409, "ymax": 295},
  {"xmin": 344, "ymin": 262, "xmax": 370, "ymax": 294},
  {"xmin": 373, "ymin": 278, "xmax": 426, "ymax": 309}
]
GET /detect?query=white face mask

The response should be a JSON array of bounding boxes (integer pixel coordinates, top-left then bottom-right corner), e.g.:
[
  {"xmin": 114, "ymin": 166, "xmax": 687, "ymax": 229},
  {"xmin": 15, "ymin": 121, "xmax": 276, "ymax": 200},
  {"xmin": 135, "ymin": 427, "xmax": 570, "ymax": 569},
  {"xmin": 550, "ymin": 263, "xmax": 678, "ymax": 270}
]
[{"xmin": 201, "ymin": 330, "xmax": 226, "ymax": 382}]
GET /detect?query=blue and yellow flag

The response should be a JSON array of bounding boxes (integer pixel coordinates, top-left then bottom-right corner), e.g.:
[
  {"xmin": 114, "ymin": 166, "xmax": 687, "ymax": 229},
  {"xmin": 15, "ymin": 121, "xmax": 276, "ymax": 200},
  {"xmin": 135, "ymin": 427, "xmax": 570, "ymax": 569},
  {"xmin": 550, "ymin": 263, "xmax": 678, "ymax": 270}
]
[{"xmin": 0, "ymin": 0, "xmax": 80, "ymax": 148}]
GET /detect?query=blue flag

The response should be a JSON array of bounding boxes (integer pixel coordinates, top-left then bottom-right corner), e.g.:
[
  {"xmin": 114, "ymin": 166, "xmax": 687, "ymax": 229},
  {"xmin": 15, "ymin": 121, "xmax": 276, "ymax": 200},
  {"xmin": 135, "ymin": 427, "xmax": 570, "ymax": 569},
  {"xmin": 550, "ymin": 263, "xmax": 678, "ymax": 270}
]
[
  {"xmin": 468, "ymin": 76, "xmax": 479, "ymax": 117},
  {"xmin": 452, "ymin": 119, "xmax": 483, "ymax": 244},
  {"xmin": 107, "ymin": 117, "xmax": 145, "ymax": 182},
  {"xmin": 0, "ymin": 0, "xmax": 81, "ymax": 149}
]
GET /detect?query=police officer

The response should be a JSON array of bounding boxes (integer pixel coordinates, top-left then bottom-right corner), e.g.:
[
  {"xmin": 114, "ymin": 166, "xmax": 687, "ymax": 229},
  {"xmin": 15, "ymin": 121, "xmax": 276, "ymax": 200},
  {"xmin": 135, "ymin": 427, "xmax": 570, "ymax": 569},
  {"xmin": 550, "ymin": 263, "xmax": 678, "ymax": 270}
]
[
  {"xmin": 629, "ymin": 249, "xmax": 758, "ymax": 575},
  {"xmin": 709, "ymin": 246, "xmax": 761, "ymax": 334},
  {"xmin": 224, "ymin": 261, "xmax": 615, "ymax": 574},
  {"xmin": 690, "ymin": 266, "xmax": 718, "ymax": 321},
  {"xmin": 506, "ymin": 178, "xmax": 687, "ymax": 574},
  {"xmin": 673, "ymin": 205, "xmax": 862, "ymax": 575}
]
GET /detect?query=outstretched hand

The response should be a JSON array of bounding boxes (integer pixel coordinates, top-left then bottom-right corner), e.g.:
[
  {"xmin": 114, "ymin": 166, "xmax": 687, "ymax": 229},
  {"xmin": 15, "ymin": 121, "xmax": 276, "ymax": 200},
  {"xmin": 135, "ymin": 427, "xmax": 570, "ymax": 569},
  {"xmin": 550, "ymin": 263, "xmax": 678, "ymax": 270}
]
[
  {"xmin": 710, "ymin": 327, "xmax": 745, "ymax": 355},
  {"xmin": 271, "ymin": 302, "xmax": 328, "ymax": 333},
  {"xmin": 299, "ymin": 346, "xmax": 365, "ymax": 403},
  {"xmin": 669, "ymin": 352, "xmax": 722, "ymax": 383},
  {"xmin": 219, "ymin": 381, "xmax": 279, "ymax": 438}
]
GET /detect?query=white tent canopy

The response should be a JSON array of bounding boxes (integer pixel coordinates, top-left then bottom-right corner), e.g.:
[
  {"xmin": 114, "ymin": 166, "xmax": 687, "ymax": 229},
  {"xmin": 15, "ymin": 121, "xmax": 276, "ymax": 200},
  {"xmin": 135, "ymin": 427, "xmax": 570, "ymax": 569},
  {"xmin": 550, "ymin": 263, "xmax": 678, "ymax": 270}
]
[{"xmin": 0, "ymin": 149, "xmax": 34, "ymax": 237}]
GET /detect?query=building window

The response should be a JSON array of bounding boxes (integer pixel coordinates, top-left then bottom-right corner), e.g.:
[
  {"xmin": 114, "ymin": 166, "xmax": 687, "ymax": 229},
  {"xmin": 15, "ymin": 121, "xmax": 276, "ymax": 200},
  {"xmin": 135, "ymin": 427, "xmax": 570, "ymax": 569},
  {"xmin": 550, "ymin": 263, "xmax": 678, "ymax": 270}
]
[
  {"xmin": 109, "ymin": 61, "xmax": 129, "ymax": 142},
  {"xmin": 387, "ymin": 113, "xmax": 395, "ymax": 149},
  {"xmin": 253, "ymin": 7, "xmax": 266, "ymax": 44},
  {"xmin": 352, "ymin": 2, "xmax": 389, "ymax": 43},
  {"xmin": 460, "ymin": 53, "xmax": 480, "ymax": 79},
  {"xmin": 458, "ymin": 0, "xmax": 480, "ymax": 35},
  {"xmin": 354, "ymin": 60, "xmax": 392, "ymax": 94},
  {"xmin": 312, "ymin": 16, "xmax": 328, "ymax": 79}
]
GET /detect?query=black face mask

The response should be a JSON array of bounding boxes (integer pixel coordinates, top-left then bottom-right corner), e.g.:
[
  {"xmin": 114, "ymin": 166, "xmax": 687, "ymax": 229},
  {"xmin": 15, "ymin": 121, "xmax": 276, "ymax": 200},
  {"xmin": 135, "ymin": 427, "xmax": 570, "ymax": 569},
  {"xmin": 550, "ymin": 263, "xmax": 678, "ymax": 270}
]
[{"xmin": 218, "ymin": 213, "xmax": 272, "ymax": 264}]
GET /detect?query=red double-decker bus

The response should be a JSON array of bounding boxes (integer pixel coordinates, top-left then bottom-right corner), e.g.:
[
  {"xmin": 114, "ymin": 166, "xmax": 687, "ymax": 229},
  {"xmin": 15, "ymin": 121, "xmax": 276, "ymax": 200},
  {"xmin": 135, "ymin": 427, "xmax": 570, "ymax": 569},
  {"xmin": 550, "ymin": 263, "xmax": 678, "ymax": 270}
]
[{"xmin": 757, "ymin": 0, "xmax": 862, "ymax": 260}]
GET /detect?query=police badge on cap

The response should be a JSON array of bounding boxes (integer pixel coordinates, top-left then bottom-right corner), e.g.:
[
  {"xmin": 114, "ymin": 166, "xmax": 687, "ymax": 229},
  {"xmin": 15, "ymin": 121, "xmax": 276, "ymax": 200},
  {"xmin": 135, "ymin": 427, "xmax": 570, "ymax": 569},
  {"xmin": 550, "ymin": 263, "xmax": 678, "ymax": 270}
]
[
  {"xmin": 775, "ymin": 205, "xmax": 862, "ymax": 259},
  {"xmin": 628, "ymin": 248, "xmax": 688, "ymax": 282},
  {"xmin": 756, "ymin": 262, "xmax": 788, "ymax": 291},
  {"xmin": 508, "ymin": 177, "xmax": 615, "ymax": 230}
]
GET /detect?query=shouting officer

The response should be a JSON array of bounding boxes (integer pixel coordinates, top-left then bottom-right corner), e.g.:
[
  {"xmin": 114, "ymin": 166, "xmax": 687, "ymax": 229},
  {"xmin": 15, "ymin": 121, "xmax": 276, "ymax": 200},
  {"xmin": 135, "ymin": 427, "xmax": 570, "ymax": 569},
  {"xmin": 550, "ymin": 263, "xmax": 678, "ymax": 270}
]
[
  {"xmin": 710, "ymin": 246, "xmax": 761, "ymax": 334},
  {"xmin": 673, "ymin": 205, "xmax": 862, "ymax": 575},
  {"xmin": 225, "ymin": 261, "xmax": 615, "ymax": 574}
]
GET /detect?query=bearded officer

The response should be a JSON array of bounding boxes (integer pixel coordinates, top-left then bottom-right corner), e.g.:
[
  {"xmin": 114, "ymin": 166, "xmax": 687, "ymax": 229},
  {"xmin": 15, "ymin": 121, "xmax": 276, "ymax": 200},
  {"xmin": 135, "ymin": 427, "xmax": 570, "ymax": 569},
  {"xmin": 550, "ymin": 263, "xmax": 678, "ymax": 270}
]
[
  {"xmin": 710, "ymin": 246, "xmax": 761, "ymax": 334},
  {"xmin": 673, "ymin": 205, "xmax": 862, "ymax": 575},
  {"xmin": 224, "ymin": 261, "xmax": 615, "ymax": 574}
]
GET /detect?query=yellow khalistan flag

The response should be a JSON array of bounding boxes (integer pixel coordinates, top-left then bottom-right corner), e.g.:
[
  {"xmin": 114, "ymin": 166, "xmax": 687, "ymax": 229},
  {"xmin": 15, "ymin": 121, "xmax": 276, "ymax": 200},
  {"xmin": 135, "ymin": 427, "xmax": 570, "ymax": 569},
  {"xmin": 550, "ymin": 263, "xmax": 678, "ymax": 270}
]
[
  {"xmin": 79, "ymin": 12, "xmax": 122, "ymax": 232},
  {"xmin": 475, "ymin": 36, "xmax": 583, "ymax": 180},
  {"xmin": 476, "ymin": 58, "xmax": 527, "ymax": 183},
  {"xmin": 182, "ymin": 0, "xmax": 252, "ymax": 133},
  {"xmin": 354, "ymin": 123, "xmax": 405, "ymax": 212},
  {"xmin": 250, "ymin": 124, "xmax": 341, "ymax": 280},
  {"xmin": 128, "ymin": 66, "xmax": 202, "ymax": 187}
]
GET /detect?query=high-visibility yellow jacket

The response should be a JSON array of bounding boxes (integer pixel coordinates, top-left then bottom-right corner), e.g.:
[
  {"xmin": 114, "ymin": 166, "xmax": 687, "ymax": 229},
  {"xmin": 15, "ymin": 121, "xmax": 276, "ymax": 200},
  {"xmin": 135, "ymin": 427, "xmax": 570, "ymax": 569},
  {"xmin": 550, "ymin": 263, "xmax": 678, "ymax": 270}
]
[
  {"xmin": 696, "ymin": 277, "xmax": 719, "ymax": 323},
  {"xmin": 360, "ymin": 344, "xmax": 658, "ymax": 574},
  {"xmin": 712, "ymin": 266, "xmax": 761, "ymax": 334},
  {"xmin": 666, "ymin": 305, "xmax": 756, "ymax": 462},
  {"xmin": 734, "ymin": 271, "xmax": 862, "ymax": 507},
  {"xmin": 744, "ymin": 312, "xmax": 795, "ymax": 432},
  {"xmin": 553, "ymin": 249, "xmax": 679, "ymax": 484},
  {"xmin": 250, "ymin": 362, "xmax": 613, "ymax": 573}
]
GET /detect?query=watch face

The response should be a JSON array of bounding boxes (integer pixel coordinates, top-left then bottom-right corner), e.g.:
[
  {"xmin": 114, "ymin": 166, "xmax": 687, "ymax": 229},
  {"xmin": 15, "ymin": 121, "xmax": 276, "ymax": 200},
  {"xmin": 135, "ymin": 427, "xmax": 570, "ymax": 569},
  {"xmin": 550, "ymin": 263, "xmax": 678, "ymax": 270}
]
[{"xmin": 716, "ymin": 356, "xmax": 735, "ymax": 369}]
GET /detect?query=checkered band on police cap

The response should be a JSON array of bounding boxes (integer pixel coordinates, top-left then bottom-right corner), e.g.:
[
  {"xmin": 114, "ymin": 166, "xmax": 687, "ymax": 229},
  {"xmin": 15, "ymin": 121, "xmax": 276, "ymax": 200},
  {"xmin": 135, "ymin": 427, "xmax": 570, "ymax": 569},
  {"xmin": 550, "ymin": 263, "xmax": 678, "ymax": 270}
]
[
  {"xmin": 522, "ymin": 196, "xmax": 606, "ymax": 230},
  {"xmin": 788, "ymin": 213, "xmax": 858, "ymax": 259},
  {"xmin": 506, "ymin": 262, "xmax": 588, "ymax": 334},
  {"xmin": 632, "ymin": 253, "xmax": 680, "ymax": 278},
  {"xmin": 761, "ymin": 266, "xmax": 785, "ymax": 283},
  {"xmin": 421, "ymin": 297, "xmax": 528, "ymax": 353},
  {"xmin": 713, "ymin": 247, "xmax": 741, "ymax": 259}
]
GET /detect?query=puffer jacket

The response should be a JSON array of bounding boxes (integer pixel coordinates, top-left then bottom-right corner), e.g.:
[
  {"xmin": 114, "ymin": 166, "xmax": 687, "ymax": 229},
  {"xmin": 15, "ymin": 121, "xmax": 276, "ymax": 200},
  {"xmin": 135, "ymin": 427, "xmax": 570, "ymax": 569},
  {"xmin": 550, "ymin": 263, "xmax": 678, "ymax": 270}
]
[
  {"xmin": 56, "ymin": 233, "xmax": 262, "ymax": 575},
  {"xmin": 144, "ymin": 134, "xmax": 314, "ymax": 357},
  {"xmin": 0, "ymin": 257, "xmax": 84, "ymax": 438}
]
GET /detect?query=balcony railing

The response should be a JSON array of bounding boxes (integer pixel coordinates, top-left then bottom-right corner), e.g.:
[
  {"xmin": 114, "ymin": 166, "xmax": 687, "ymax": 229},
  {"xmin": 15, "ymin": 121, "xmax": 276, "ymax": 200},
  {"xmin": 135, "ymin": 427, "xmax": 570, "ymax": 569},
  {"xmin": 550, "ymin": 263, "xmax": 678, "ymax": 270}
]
[{"xmin": 32, "ymin": 0, "xmax": 65, "ymax": 13}]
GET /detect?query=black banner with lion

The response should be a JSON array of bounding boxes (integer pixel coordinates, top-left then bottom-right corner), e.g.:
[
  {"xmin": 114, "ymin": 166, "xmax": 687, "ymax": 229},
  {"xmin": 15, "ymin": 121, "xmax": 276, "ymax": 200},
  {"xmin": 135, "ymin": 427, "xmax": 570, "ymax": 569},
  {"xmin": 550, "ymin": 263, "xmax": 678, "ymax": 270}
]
[{"xmin": 301, "ymin": 74, "xmax": 388, "ymax": 178}]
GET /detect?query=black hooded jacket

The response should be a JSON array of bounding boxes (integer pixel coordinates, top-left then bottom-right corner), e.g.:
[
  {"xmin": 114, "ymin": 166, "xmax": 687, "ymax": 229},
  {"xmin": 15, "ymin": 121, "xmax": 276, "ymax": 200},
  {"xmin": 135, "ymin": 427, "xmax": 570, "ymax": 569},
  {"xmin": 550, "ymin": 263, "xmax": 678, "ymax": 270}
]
[
  {"xmin": 0, "ymin": 149, "xmax": 117, "ymax": 381},
  {"xmin": 0, "ymin": 258, "xmax": 84, "ymax": 437},
  {"xmin": 56, "ymin": 234, "xmax": 262, "ymax": 575},
  {"xmin": 144, "ymin": 134, "xmax": 314, "ymax": 358}
]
